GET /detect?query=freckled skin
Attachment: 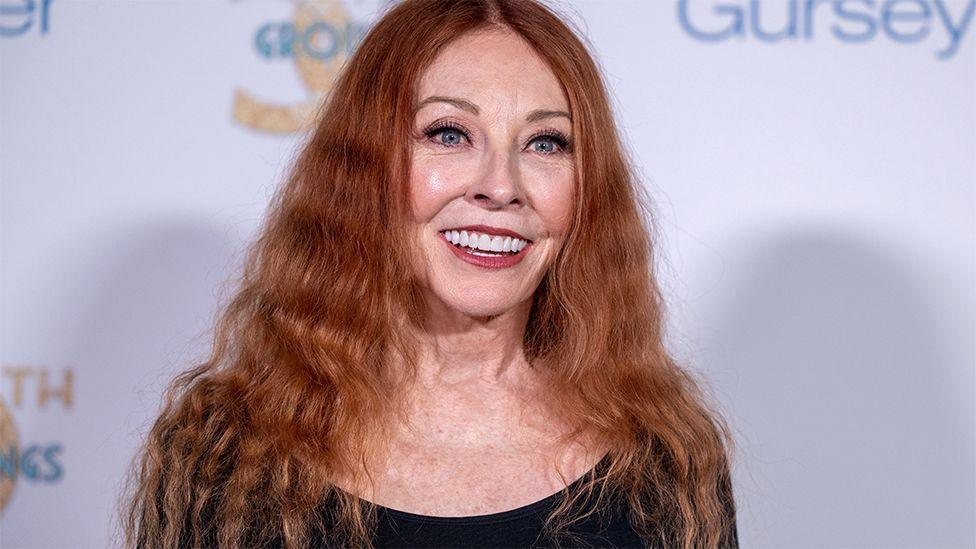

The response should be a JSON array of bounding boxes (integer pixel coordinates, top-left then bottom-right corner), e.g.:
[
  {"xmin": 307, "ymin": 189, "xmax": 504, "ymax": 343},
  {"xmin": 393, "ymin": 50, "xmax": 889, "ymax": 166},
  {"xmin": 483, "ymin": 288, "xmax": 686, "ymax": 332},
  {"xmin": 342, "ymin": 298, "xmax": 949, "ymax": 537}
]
[{"xmin": 359, "ymin": 28, "xmax": 596, "ymax": 517}]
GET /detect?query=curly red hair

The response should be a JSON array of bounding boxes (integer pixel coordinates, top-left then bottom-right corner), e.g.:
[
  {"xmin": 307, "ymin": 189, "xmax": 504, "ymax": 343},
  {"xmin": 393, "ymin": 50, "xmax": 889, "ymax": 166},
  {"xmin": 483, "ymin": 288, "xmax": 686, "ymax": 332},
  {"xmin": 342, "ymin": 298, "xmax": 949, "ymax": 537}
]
[{"xmin": 120, "ymin": 1, "xmax": 738, "ymax": 547}]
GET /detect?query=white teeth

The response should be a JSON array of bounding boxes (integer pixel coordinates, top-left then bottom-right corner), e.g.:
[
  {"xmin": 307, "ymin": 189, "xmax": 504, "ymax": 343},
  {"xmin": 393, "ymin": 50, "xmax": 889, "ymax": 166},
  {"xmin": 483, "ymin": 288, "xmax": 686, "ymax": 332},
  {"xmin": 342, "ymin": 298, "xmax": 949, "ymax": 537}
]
[
  {"xmin": 441, "ymin": 230, "xmax": 530, "ymax": 254},
  {"xmin": 489, "ymin": 235, "xmax": 504, "ymax": 252}
]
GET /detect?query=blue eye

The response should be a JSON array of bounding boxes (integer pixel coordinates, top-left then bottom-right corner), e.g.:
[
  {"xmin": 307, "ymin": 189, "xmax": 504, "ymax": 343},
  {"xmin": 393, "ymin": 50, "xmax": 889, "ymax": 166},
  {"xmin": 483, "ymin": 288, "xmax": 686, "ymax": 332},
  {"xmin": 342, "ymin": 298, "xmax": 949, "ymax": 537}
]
[
  {"xmin": 437, "ymin": 128, "xmax": 465, "ymax": 145},
  {"xmin": 529, "ymin": 132, "xmax": 572, "ymax": 154},
  {"xmin": 424, "ymin": 122, "xmax": 471, "ymax": 147}
]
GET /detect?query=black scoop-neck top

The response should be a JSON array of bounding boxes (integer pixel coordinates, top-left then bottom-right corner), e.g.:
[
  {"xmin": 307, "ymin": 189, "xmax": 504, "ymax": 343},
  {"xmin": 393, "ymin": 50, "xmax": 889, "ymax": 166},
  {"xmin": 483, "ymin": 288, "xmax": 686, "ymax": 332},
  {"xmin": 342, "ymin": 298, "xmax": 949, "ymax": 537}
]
[
  {"xmin": 374, "ymin": 461, "xmax": 595, "ymax": 525},
  {"xmin": 364, "ymin": 453, "xmax": 649, "ymax": 548},
  {"xmin": 179, "ymin": 452, "xmax": 739, "ymax": 548}
]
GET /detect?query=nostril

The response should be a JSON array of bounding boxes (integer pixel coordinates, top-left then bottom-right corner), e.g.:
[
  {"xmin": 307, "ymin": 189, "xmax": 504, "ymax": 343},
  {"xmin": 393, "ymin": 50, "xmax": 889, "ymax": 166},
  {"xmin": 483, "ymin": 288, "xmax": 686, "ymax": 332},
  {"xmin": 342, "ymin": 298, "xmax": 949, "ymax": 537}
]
[
  {"xmin": 473, "ymin": 194, "xmax": 521, "ymax": 207},
  {"xmin": 473, "ymin": 195, "xmax": 504, "ymax": 208}
]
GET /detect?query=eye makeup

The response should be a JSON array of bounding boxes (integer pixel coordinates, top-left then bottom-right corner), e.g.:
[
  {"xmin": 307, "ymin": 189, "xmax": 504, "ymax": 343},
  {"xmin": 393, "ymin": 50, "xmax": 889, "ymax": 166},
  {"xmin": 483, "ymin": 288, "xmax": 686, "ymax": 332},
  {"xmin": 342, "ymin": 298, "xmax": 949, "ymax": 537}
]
[{"xmin": 420, "ymin": 118, "xmax": 573, "ymax": 154}]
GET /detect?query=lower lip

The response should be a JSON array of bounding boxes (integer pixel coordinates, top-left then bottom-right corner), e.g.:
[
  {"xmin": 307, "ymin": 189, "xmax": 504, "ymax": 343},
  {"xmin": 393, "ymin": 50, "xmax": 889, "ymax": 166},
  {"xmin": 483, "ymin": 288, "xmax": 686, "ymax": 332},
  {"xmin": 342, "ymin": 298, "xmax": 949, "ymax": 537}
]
[{"xmin": 441, "ymin": 233, "xmax": 531, "ymax": 269}]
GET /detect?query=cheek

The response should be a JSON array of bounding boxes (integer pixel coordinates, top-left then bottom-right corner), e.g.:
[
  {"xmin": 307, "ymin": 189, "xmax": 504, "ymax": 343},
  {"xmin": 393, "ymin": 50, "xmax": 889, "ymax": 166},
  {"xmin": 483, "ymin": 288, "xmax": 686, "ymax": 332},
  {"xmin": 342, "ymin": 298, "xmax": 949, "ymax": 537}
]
[
  {"xmin": 408, "ymin": 160, "xmax": 466, "ymax": 222},
  {"xmin": 526, "ymin": 168, "xmax": 575, "ymax": 236}
]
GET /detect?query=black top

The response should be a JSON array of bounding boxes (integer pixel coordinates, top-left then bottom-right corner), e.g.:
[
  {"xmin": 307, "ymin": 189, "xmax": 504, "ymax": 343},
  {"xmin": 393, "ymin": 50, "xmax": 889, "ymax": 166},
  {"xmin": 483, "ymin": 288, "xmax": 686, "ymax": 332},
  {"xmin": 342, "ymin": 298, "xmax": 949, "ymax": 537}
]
[
  {"xmin": 179, "ymin": 454, "xmax": 739, "ymax": 548},
  {"xmin": 368, "ymin": 463, "xmax": 647, "ymax": 548},
  {"xmin": 328, "ymin": 453, "xmax": 739, "ymax": 548}
]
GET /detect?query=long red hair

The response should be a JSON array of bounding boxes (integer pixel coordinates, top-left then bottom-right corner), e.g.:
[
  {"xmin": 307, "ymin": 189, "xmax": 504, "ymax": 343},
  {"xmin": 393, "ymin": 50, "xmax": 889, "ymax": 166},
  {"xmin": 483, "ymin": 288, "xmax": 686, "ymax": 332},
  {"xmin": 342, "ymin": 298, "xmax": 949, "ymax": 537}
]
[{"xmin": 120, "ymin": 1, "xmax": 738, "ymax": 547}]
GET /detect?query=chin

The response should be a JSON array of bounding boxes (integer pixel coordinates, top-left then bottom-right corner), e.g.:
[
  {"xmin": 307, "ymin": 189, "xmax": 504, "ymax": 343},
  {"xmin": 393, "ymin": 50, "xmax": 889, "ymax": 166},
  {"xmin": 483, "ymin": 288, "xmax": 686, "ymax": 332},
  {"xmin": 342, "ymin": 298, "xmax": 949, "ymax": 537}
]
[
  {"xmin": 439, "ymin": 292, "xmax": 519, "ymax": 318},
  {"xmin": 422, "ymin": 282, "xmax": 526, "ymax": 319},
  {"xmin": 451, "ymin": 301, "xmax": 515, "ymax": 318}
]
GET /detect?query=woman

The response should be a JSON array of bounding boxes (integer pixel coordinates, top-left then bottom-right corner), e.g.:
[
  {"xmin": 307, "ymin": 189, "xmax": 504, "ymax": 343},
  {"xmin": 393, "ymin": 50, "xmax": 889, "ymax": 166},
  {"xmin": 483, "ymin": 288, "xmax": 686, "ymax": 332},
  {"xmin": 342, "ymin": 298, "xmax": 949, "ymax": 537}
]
[{"xmin": 121, "ymin": 0, "xmax": 739, "ymax": 547}]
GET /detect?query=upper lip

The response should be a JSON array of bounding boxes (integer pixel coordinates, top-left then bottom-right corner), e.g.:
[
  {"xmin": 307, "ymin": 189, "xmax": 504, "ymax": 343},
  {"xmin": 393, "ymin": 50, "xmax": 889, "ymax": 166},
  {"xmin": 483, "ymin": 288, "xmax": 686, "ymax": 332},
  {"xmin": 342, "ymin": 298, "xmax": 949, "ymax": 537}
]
[{"xmin": 443, "ymin": 224, "xmax": 532, "ymax": 242}]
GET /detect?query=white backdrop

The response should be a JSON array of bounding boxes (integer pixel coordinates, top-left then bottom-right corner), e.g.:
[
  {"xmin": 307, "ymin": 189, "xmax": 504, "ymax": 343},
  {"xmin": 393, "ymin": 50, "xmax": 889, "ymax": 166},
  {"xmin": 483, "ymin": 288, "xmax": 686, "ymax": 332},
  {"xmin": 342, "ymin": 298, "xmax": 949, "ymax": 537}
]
[{"xmin": 1, "ymin": 0, "xmax": 973, "ymax": 547}]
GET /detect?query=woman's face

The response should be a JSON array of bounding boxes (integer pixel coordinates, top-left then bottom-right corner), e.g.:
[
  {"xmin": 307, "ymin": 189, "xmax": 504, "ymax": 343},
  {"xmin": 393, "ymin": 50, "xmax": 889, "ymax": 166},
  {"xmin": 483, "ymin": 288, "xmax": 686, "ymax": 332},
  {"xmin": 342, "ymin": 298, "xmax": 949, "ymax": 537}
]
[{"xmin": 407, "ymin": 28, "xmax": 575, "ymax": 319}]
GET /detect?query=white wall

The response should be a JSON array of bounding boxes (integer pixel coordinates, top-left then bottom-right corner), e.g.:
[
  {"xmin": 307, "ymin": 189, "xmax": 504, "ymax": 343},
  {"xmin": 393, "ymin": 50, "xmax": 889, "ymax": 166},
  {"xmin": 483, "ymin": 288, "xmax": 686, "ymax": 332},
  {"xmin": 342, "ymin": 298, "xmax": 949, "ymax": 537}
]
[{"xmin": 1, "ymin": 1, "xmax": 972, "ymax": 547}]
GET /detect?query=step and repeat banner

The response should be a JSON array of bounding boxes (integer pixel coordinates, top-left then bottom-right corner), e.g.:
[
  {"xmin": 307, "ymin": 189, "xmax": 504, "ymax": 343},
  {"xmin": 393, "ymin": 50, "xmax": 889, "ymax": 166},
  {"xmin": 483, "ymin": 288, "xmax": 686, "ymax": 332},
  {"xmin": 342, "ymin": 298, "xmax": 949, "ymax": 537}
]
[{"xmin": 1, "ymin": 1, "xmax": 973, "ymax": 547}]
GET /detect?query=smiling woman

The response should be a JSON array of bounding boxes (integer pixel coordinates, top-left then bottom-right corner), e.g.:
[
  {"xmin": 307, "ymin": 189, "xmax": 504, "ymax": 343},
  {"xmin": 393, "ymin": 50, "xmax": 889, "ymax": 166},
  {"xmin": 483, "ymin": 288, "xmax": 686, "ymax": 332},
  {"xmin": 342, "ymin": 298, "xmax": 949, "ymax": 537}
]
[{"xmin": 120, "ymin": 1, "xmax": 738, "ymax": 548}]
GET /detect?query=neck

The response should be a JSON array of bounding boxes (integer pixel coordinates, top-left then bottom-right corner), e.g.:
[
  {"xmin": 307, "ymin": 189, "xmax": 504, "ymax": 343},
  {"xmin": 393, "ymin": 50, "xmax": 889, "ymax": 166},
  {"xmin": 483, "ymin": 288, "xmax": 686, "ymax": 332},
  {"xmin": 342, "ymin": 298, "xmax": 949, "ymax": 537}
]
[
  {"xmin": 410, "ymin": 292, "xmax": 537, "ymax": 388},
  {"xmin": 377, "ymin": 290, "xmax": 566, "ymax": 449}
]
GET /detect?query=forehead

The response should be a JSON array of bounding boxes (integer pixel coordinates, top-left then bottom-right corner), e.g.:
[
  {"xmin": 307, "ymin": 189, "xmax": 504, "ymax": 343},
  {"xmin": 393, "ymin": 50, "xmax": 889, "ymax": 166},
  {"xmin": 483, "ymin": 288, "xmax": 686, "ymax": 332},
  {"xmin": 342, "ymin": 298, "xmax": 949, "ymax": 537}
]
[{"xmin": 415, "ymin": 28, "xmax": 569, "ymax": 113}]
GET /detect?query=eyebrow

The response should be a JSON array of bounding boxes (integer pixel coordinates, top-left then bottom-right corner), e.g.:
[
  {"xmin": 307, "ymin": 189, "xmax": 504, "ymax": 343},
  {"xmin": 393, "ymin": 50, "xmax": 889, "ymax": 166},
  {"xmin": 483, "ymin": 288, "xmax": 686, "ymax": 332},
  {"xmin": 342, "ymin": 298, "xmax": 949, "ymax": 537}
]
[{"xmin": 414, "ymin": 95, "xmax": 572, "ymax": 123}]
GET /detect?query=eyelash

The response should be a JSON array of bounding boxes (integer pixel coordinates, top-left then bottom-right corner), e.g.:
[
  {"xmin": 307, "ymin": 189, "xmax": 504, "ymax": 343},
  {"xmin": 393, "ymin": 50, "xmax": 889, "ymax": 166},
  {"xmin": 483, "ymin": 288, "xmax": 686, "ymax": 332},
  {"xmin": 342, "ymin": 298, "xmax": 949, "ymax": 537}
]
[{"xmin": 422, "ymin": 120, "xmax": 573, "ymax": 155}]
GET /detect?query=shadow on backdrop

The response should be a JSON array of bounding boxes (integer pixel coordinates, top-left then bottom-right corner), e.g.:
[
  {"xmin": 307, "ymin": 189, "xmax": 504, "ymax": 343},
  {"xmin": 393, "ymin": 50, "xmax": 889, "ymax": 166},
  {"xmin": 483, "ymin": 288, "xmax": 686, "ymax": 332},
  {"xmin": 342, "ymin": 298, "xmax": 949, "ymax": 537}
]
[
  {"xmin": 701, "ymin": 229, "xmax": 974, "ymax": 548},
  {"xmin": 56, "ymin": 218, "xmax": 243, "ymax": 547}
]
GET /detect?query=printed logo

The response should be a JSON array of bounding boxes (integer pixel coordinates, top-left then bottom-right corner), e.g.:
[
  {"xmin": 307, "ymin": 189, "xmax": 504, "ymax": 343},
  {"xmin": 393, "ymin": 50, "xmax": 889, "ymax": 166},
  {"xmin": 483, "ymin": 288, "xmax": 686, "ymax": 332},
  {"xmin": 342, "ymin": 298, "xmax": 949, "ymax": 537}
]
[
  {"xmin": 234, "ymin": 0, "xmax": 371, "ymax": 133},
  {"xmin": 0, "ymin": 399, "xmax": 17, "ymax": 513},
  {"xmin": 0, "ymin": 0, "xmax": 55, "ymax": 38},
  {"xmin": 0, "ymin": 365, "xmax": 72, "ymax": 517},
  {"xmin": 677, "ymin": 0, "xmax": 975, "ymax": 60}
]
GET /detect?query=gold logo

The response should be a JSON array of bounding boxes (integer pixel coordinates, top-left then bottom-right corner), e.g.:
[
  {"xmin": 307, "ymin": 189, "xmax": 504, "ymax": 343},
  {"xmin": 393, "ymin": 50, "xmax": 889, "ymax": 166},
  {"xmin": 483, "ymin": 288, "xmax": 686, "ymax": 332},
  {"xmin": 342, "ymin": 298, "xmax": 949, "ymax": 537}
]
[
  {"xmin": 0, "ymin": 398, "xmax": 18, "ymax": 514},
  {"xmin": 233, "ymin": 0, "xmax": 357, "ymax": 134}
]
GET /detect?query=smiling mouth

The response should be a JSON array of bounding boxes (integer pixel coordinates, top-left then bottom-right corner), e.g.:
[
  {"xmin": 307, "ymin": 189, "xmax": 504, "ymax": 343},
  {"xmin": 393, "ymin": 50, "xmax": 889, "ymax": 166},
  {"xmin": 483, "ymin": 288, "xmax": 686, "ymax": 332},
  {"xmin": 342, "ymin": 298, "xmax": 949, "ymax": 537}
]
[
  {"xmin": 438, "ymin": 229, "xmax": 532, "ymax": 268},
  {"xmin": 439, "ymin": 229, "xmax": 529, "ymax": 255}
]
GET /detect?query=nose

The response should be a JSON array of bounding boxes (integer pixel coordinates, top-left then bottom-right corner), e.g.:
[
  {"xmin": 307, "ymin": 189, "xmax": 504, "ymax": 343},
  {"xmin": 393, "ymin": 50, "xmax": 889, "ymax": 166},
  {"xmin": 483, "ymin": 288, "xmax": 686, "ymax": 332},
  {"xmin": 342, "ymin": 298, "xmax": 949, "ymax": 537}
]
[{"xmin": 466, "ymin": 148, "xmax": 525, "ymax": 209}]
